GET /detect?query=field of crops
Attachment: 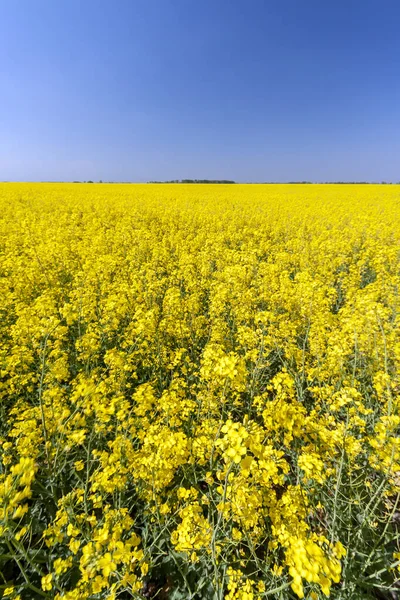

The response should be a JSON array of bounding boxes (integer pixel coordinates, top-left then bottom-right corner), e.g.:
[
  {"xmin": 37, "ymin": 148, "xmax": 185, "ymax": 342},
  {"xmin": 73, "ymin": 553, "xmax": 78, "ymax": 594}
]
[{"xmin": 0, "ymin": 183, "xmax": 399, "ymax": 600}]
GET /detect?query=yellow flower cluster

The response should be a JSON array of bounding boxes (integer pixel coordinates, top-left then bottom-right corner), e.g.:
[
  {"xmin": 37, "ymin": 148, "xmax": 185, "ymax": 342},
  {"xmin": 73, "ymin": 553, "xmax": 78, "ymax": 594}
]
[
  {"xmin": 0, "ymin": 182, "xmax": 399, "ymax": 599},
  {"xmin": 225, "ymin": 567, "xmax": 265, "ymax": 600},
  {"xmin": 0, "ymin": 457, "xmax": 36, "ymax": 525},
  {"xmin": 42, "ymin": 490, "xmax": 146, "ymax": 598},
  {"xmin": 170, "ymin": 501, "xmax": 212, "ymax": 560}
]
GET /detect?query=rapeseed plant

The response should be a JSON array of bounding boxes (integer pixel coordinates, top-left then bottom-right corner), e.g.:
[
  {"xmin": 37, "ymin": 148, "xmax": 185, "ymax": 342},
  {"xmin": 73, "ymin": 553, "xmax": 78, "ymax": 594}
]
[{"xmin": 0, "ymin": 183, "xmax": 399, "ymax": 598}]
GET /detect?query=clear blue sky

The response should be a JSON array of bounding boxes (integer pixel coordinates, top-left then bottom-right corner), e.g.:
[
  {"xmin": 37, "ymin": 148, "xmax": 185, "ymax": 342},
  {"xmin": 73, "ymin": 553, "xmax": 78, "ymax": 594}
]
[{"xmin": 1, "ymin": 0, "xmax": 399, "ymax": 182}]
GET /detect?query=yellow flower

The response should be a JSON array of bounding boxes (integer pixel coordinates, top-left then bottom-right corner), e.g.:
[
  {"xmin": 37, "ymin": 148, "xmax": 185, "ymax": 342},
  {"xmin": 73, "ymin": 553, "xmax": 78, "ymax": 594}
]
[
  {"xmin": 41, "ymin": 574, "xmax": 53, "ymax": 591},
  {"xmin": 97, "ymin": 552, "xmax": 117, "ymax": 578},
  {"xmin": 69, "ymin": 538, "xmax": 81, "ymax": 554}
]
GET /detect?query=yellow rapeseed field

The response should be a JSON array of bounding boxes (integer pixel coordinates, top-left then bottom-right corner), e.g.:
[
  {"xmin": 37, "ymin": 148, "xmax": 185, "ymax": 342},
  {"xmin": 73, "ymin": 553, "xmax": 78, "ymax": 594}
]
[{"xmin": 0, "ymin": 182, "xmax": 399, "ymax": 600}]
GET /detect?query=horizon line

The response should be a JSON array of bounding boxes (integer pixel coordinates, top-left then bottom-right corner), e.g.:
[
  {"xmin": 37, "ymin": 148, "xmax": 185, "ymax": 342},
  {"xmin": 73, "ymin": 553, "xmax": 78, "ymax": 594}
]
[{"xmin": 1, "ymin": 180, "xmax": 400, "ymax": 185}]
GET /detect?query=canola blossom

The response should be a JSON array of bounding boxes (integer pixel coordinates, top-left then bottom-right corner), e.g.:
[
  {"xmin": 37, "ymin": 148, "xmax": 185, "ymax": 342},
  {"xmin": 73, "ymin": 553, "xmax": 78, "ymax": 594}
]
[{"xmin": 0, "ymin": 182, "xmax": 399, "ymax": 599}]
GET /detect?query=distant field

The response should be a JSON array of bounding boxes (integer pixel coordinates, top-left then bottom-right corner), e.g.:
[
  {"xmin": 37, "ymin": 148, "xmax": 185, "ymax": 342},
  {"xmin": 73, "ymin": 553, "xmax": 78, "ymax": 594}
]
[{"xmin": 1, "ymin": 183, "xmax": 400, "ymax": 599}]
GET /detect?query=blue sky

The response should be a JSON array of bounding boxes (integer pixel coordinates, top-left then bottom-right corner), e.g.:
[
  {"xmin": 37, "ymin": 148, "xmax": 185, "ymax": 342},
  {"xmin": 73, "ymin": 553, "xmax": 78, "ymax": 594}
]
[{"xmin": 1, "ymin": 0, "xmax": 399, "ymax": 182}]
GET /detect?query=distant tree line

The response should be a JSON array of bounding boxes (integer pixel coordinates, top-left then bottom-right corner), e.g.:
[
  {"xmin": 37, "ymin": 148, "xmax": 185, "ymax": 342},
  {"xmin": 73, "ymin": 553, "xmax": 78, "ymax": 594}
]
[
  {"xmin": 336, "ymin": 181, "xmax": 397, "ymax": 184},
  {"xmin": 148, "ymin": 179, "xmax": 236, "ymax": 184},
  {"xmin": 70, "ymin": 180, "xmax": 399, "ymax": 185},
  {"xmin": 255, "ymin": 181, "xmax": 397, "ymax": 185}
]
